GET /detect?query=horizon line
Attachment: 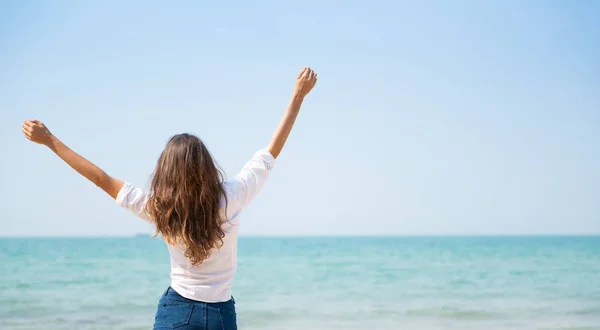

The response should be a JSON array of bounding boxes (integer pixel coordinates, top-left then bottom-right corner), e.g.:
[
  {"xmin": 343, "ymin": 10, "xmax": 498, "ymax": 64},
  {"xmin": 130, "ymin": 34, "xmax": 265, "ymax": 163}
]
[{"xmin": 1, "ymin": 233, "xmax": 599, "ymax": 239}]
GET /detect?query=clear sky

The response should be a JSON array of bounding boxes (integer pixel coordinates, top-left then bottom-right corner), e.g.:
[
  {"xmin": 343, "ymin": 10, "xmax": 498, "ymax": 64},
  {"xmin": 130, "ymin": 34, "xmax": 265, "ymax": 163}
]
[{"xmin": 1, "ymin": 0, "xmax": 598, "ymax": 237}]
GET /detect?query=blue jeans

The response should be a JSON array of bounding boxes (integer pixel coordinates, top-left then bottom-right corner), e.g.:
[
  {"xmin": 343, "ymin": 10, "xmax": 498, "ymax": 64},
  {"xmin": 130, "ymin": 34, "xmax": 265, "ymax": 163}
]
[{"xmin": 153, "ymin": 287, "xmax": 237, "ymax": 330}]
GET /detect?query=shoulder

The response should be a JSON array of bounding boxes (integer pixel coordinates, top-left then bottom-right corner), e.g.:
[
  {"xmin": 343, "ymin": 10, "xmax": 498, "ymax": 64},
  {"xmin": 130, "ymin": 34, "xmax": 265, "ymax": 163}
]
[
  {"xmin": 220, "ymin": 179, "xmax": 244, "ymax": 217},
  {"xmin": 222, "ymin": 179, "xmax": 242, "ymax": 203},
  {"xmin": 115, "ymin": 182, "xmax": 154, "ymax": 223},
  {"xmin": 116, "ymin": 182, "xmax": 149, "ymax": 205}
]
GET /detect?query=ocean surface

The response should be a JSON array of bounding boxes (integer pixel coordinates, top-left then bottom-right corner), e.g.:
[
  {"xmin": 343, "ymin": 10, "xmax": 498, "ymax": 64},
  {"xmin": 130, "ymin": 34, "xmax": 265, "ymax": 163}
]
[{"xmin": 1, "ymin": 236, "xmax": 599, "ymax": 330}]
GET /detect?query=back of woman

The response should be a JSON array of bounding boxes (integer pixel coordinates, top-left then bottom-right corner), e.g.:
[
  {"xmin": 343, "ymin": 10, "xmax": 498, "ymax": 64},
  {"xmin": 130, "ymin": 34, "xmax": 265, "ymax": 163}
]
[{"xmin": 21, "ymin": 67, "xmax": 318, "ymax": 330}]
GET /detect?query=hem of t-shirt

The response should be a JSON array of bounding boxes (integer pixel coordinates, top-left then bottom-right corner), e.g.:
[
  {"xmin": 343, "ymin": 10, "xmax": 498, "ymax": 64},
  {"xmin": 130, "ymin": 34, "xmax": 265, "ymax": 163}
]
[
  {"xmin": 115, "ymin": 182, "xmax": 133, "ymax": 206},
  {"xmin": 170, "ymin": 282, "xmax": 232, "ymax": 303}
]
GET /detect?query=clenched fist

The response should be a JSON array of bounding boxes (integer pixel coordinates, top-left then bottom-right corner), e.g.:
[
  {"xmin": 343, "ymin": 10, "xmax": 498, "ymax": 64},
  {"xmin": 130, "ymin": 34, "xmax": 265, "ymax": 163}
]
[
  {"xmin": 293, "ymin": 67, "xmax": 318, "ymax": 98},
  {"xmin": 22, "ymin": 120, "xmax": 53, "ymax": 145}
]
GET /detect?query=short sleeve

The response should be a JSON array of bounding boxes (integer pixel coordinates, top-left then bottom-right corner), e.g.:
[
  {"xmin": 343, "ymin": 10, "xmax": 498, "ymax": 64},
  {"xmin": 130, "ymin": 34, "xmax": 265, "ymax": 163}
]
[
  {"xmin": 116, "ymin": 182, "xmax": 154, "ymax": 223},
  {"xmin": 226, "ymin": 149, "xmax": 276, "ymax": 215}
]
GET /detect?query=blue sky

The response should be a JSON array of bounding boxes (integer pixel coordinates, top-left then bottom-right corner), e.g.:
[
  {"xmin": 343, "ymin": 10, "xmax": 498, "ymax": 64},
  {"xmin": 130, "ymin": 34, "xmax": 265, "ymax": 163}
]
[{"xmin": 1, "ymin": 0, "xmax": 598, "ymax": 236}]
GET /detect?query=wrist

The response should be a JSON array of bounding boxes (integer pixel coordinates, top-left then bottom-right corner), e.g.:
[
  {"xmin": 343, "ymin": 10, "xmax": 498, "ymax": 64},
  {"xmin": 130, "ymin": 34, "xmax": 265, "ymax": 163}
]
[
  {"xmin": 44, "ymin": 134, "xmax": 57, "ymax": 148},
  {"xmin": 291, "ymin": 92, "xmax": 305, "ymax": 102}
]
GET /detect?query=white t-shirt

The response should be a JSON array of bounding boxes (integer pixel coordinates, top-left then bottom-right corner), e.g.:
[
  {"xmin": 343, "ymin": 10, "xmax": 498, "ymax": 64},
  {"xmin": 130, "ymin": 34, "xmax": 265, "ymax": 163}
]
[{"xmin": 115, "ymin": 149, "xmax": 275, "ymax": 302}]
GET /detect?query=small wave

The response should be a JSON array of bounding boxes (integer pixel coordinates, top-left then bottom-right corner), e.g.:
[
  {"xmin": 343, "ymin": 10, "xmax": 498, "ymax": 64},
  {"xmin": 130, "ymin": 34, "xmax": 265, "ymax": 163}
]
[
  {"xmin": 541, "ymin": 327, "xmax": 600, "ymax": 330},
  {"xmin": 571, "ymin": 308, "xmax": 600, "ymax": 316},
  {"xmin": 406, "ymin": 307, "xmax": 500, "ymax": 320},
  {"xmin": 239, "ymin": 310, "xmax": 293, "ymax": 323}
]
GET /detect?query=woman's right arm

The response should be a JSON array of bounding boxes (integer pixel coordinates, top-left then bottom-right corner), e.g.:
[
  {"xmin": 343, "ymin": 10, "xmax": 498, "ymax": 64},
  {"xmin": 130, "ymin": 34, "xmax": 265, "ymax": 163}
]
[
  {"xmin": 230, "ymin": 67, "xmax": 318, "ymax": 210},
  {"xmin": 267, "ymin": 67, "xmax": 318, "ymax": 159}
]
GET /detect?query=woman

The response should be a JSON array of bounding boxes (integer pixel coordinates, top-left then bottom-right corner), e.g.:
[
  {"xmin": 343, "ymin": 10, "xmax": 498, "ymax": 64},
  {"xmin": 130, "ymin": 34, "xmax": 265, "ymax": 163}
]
[{"xmin": 21, "ymin": 67, "xmax": 318, "ymax": 329}]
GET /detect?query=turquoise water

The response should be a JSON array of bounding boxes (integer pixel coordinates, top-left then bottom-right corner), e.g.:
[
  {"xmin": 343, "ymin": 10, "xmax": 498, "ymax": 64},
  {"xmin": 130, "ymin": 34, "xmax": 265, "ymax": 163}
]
[{"xmin": 1, "ymin": 236, "xmax": 599, "ymax": 329}]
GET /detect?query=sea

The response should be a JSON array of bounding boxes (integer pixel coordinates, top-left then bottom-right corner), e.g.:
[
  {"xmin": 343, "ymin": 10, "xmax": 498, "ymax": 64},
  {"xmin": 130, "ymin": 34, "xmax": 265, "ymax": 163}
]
[{"xmin": 1, "ymin": 236, "xmax": 599, "ymax": 330}]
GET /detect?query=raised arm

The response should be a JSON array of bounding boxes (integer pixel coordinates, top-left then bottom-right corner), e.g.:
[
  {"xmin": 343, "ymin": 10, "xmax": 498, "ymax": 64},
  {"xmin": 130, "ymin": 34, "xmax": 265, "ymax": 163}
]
[
  {"xmin": 22, "ymin": 120, "xmax": 124, "ymax": 199},
  {"xmin": 227, "ymin": 67, "xmax": 318, "ymax": 212},
  {"xmin": 267, "ymin": 67, "xmax": 318, "ymax": 158}
]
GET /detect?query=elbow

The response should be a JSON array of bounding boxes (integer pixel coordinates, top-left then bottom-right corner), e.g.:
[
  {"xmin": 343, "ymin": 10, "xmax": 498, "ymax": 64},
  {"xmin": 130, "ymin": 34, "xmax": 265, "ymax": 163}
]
[{"xmin": 93, "ymin": 171, "xmax": 110, "ymax": 188}]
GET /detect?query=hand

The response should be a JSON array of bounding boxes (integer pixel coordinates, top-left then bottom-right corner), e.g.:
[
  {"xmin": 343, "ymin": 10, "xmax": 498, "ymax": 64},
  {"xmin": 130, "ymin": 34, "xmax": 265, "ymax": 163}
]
[
  {"xmin": 22, "ymin": 120, "xmax": 53, "ymax": 145},
  {"xmin": 293, "ymin": 67, "xmax": 318, "ymax": 98}
]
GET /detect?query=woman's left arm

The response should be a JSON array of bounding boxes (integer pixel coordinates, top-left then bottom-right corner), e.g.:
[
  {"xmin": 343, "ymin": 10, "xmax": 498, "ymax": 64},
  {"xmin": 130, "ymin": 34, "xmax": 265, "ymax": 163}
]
[{"xmin": 22, "ymin": 120, "xmax": 124, "ymax": 199}]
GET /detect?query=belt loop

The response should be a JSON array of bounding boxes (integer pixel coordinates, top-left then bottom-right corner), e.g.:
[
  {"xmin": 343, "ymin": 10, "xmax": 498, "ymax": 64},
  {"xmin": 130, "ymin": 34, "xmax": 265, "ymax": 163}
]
[{"xmin": 163, "ymin": 287, "xmax": 170, "ymax": 296}]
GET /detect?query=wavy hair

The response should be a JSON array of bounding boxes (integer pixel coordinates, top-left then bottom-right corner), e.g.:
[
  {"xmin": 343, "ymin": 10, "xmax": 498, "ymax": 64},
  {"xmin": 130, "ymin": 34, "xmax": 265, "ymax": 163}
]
[{"xmin": 146, "ymin": 133, "xmax": 227, "ymax": 265}]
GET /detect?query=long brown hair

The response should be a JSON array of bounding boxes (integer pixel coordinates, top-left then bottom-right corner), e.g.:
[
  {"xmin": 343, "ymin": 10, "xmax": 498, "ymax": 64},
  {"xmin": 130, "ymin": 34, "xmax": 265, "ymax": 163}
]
[{"xmin": 146, "ymin": 133, "xmax": 227, "ymax": 265}]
